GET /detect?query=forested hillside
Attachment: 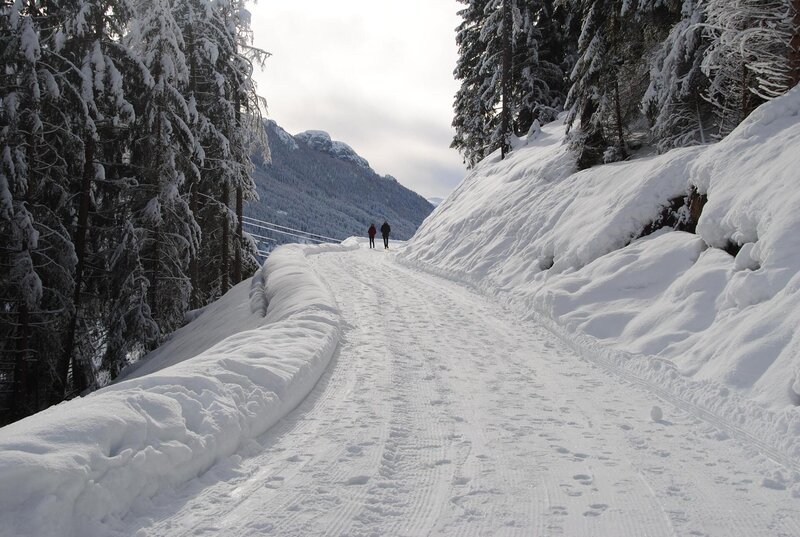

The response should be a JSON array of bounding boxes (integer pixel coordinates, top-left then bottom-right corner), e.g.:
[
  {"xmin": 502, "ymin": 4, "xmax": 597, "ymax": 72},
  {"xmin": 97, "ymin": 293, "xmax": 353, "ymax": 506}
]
[
  {"xmin": 0, "ymin": 0, "xmax": 267, "ymax": 423},
  {"xmin": 452, "ymin": 0, "xmax": 800, "ymax": 168},
  {"xmin": 246, "ymin": 120, "xmax": 433, "ymax": 246}
]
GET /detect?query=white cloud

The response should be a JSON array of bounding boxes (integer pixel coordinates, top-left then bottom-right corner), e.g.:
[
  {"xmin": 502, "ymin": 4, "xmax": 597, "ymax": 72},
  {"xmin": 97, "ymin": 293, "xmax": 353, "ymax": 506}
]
[{"xmin": 249, "ymin": 0, "xmax": 467, "ymax": 198}]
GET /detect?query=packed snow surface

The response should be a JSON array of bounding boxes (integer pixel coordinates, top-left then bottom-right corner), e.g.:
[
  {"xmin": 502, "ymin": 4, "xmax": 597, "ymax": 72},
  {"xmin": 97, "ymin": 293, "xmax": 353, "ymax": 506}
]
[
  {"xmin": 2, "ymin": 241, "xmax": 800, "ymax": 535},
  {"xmin": 402, "ymin": 87, "xmax": 800, "ymax": 411},
  {"xmin": 0, "ymin": 241, "xmax": 357, "ymax": 537}
]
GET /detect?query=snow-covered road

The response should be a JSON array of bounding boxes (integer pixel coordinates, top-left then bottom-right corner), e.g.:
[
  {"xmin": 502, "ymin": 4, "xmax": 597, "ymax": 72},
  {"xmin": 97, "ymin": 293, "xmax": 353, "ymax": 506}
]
[{"xmin": 126, "ymin": 247, "xmax": 800, "ymax": 536}]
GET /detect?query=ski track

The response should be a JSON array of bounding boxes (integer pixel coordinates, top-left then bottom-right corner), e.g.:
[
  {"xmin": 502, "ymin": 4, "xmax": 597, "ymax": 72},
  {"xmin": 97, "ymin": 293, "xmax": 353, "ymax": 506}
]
[{"xmin": 123, "ymin": 248, "xmax": 800, "ymax": 537}]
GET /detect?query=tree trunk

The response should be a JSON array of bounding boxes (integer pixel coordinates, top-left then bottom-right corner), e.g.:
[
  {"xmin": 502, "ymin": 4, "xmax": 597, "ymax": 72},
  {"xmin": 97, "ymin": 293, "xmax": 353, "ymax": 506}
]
[
  {"xmin": 613, "ymin": 74, "xmax": 627, "ymax": 158},
  {"xmin": 500, "ymin": 0, "xmax": 513, "ymax": 159},
  {"xmin": 190, "ymin": 188, "xmax": 200, "ymax": 308},
  {"xmin": 12, "ymin": 302, "xmax": 30, "ymax": 418},
  {"xmin": 221, "ymin": 183, "xmax": 230, "ymax": 294},
  {"xmin": 58, "ymin": 135, "xmax": 92, "ymax": 400},
  {"xmin": 233, "ymin": 94, "xmax": 243, "ymax": 284},
  {"xmin": 150, "ymin": 224, "xmax": 160, "ymax": 321},
  {"xmin": 790, "ymin": 0, "xmax": 800, "ymax": 88},
  {"xmin": 186, "ymin": 18, "xmax": 202, "ymax": 308},
  {"xmin": 740, "ymin": 62, "xmax": 751, "ymax": 123},
  {"xmin": 149, "ymin": 106, "xmax": 162, "ymax": 323},
  {"xmin": 234, "ymin": 186, "xmax": 243, "ymax": 284}
]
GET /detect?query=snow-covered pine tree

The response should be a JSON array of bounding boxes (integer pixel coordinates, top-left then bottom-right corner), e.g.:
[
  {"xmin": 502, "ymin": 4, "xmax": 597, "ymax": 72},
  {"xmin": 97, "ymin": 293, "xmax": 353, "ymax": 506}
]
[
  {"xmin": 514, "ymin": 0, "xmax": 573, "ymax": 130},
  {"xmin": 0, "ymin": 2, "xmax": 80, "ymax": 419},
  {"xmin": 179, "ymin": 0, "xmax": 265, "ymax": 302},
  {"xmin": 223, "ymin": 2, "xmax": 268, "ymax": 286},
  {"xmin": 643, "ymin": 0, "xmax": 713, "ymax": 152},
  {"xmin": 0, "ymin": 8, "xmax": 44, "ymax": 419},
  {"xmin": 126, "ymin": 0, "xmax": 200, "ymax": 354},
  {"xmin": 791, "ymin": 0, "xmax": 800, "ymax": 87},
  {"xmin": 452, "ymin": 0, "xmax": 493, "ymax": 167},
  {"xmin": 452, "ymin": 0, "xmax": 571, "ymax": 166},
  {"xmin": 54, "ymin": 0, "xmax": 140, "ymax": 396},
  {"xmin": 480, "ymin": 0, "xmax": 521, "ymax": 159},
  {"xmin": 702, "ymin": 0, "xmax": 795, "ymax": 136},
  {"xmin": 564, "ymin": 0, "xmax": 619, "ymax": 168},
  {"xmin": 565, "ymin": 0, "xmax": 677, "ymax": 167},
  {"xmin": 1, "ymin": 0, "xmax": 267, "ymax": 423}
]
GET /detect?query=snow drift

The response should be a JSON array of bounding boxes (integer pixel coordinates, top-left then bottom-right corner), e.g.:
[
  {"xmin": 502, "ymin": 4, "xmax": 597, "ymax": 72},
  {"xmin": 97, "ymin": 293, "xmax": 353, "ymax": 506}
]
[
  {"xmin": 0, "ymin": 240, "xmax": 356, "ymax": 537},
  {"xmin": 401, "ymin": 88, "xmax": 800, "ymax": 413}
]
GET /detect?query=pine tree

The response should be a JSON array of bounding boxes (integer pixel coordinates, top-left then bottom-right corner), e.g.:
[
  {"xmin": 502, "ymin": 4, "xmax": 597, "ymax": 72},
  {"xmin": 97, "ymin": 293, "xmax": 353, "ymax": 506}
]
[
  {"xmin": 452, "ymin": 0, "xmax": 493, "ymax": 167},
  {"xmin": 180, "ymin": 0, "xmax": 266, "ymax": 302},
  {"xmin": 54, "ymin": 0, "xmax": 141, "ymax": 397},
  {"xmin": 452, "ymin": 0, "xmax": 573, "ymax": 167},
  {"xmin": 564, "ymin": 0, "xmax": 619, "ymax": 168},
  {"xmin": 514, "ymin": 0, "xmax": 572, "ymax": 131},
  {"xmin": 1, "ymin": 1, "xmax": 80, "ymax": 418},
  {"xmin": 702, "ymin": 0, "xmax": 795, "ymax": 136},
  {"xmin": 643, "ymin": 0, "xmax": 712, "ymax": 152},
  {"xmin": 127, "ymin": 0, "xmax": 199, "ymax": 349}
]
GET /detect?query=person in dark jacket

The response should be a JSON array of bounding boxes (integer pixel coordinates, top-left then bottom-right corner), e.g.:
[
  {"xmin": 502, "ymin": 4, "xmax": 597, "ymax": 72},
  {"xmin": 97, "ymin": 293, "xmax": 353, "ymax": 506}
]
[
  {"xmin": 380, "ymin": 220, "xmax": 391, "ymax": 249},
  {"xmin": 368, "ymin": 223, "xmax": 377, "ymax": 248}
]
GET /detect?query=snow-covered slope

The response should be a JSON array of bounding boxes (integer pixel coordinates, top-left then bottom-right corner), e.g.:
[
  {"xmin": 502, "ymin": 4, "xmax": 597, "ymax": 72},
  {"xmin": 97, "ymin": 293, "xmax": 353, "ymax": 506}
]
[
  {"xmin": 0, "ymin": 241, "xmax": 357, "ymax": 537},
  {"xmin": 401, "ymin": 87, "xmax": 800, "ymax": 410}
]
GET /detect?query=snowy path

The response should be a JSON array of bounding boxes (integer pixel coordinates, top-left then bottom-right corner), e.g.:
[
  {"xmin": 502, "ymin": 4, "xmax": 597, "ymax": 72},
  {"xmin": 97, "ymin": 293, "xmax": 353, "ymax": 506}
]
[{"xmin": 126, "ymin": 247, "xmax": 800, "ymax": 536}]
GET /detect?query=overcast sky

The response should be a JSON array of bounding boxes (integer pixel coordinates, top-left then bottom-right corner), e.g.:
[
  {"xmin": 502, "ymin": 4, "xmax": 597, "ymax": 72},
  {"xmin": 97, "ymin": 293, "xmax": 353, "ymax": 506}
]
[{"xmin": 249, "ymin": 0, "xmax": 466, "ymax": 200}]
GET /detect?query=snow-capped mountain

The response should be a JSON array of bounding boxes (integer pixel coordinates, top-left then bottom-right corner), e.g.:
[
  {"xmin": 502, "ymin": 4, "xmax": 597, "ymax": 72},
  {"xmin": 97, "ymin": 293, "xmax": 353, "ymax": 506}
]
[
  {"xmin": 293, "ymin": 130, "xmax": 370, "ymax": 169},
  {"xmin": 246, "ymin": 121, "xmax": 433, "ymax": 243}
]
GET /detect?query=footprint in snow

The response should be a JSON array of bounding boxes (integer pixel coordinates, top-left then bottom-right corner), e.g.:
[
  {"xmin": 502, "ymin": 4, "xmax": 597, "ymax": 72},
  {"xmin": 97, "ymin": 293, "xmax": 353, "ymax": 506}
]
[
  {"xmin": 549, "ymin": 505, "xmax": 568, "ymax": 516},
  {"xmin": 573, "ymin": 474, "xmax": 593, "ymax": 485},
  {"xmin": 345, "ymin": 475, "xmax": 370, "ymax": 486},
  {"xmin": 583, "ymin": 503, "xmax": 608, "ymax": 517},
  {"xmin": 559, "ymin": 483, "xmax": 583, "ymax": 497}
]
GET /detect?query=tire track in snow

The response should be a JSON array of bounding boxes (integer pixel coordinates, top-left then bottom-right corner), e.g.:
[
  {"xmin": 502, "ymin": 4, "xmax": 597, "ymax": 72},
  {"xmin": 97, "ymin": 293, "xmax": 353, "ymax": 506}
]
[
  {"xmin": 338, "ymin": 254, "xmax": 456, "ymax": 536},
  {"xmin": 122, "ymin": 247, "xmax": 800, "ymax": 537}
]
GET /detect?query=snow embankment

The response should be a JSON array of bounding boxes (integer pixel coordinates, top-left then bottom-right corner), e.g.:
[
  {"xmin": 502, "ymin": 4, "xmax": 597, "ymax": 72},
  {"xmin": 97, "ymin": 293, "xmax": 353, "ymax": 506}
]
[
  {"xmin": 401, "ymin": 88, "xmax": 800, "ymax": 449},
  {"xmin": 0, "ymin": 240, "xmax": 356, "ymax": 537}
]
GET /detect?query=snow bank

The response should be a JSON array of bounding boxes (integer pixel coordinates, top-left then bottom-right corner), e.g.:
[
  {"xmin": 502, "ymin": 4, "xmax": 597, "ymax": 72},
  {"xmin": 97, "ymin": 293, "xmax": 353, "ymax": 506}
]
[
  {"xmin": 0, "ymin": 241, "xmax": 356, "ymax": 537},
  {"xmin": 400, "ymin": 88, "xmax": 800, "ymax": 450}
]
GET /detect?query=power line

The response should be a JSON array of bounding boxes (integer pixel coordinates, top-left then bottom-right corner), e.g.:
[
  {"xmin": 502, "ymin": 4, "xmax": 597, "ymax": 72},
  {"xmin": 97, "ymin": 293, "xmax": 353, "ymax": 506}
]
[
  {"xmin": 242, "ymin": 215, "xmax": 342, "ymax": 243},
  {"xmin": 244, "ymin": 224, "xmax": 329, "ymax": 244},
  {"xmin": 247, "ymin": 232, "xmax": 278, "ymax": 243}
]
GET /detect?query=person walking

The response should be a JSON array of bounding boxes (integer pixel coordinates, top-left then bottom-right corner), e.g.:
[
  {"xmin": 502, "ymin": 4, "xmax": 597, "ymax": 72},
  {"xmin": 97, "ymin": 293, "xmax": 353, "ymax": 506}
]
[
  {"xmin": 380, "ymin": 220, "xmax": 391, "ymax": 249},
  {"xmin": 368, "ymin": 223, "xmax": 377, "ymax": 249}
]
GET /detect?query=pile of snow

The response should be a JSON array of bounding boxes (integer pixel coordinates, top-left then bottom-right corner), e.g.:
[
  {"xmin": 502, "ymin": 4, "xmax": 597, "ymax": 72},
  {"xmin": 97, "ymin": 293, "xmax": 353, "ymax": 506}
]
[
  {"xmin": 0, "ymin": 240, "xmax": 357, "ymax": 537},
  {"xmin": 294, "ymin": 130, "xmax": 370, "ymax": 168},
  {"xmin": 400, "ymin": 88, "xmax": 800, "ymax": 438}
]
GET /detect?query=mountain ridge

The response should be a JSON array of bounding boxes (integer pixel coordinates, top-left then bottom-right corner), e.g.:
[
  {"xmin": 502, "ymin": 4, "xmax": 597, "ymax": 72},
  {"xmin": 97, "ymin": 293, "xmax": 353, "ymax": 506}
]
[{"xmin": 246, "ymin": 120, "xmax": 433, "ymax": 247}]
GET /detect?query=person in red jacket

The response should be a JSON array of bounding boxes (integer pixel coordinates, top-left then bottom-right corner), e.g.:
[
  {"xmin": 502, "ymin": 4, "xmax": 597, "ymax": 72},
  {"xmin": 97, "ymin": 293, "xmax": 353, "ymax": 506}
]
[{"xmin": 368, "ymin": 223, "xmax": 377, "ymax": 249}]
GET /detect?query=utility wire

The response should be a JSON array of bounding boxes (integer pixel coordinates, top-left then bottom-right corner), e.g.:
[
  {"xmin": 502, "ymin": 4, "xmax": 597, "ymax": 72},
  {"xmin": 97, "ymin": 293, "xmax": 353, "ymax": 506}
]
[{"xmin": 242, "ymin": 215, "xmax": 342, "ymax": 243}]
